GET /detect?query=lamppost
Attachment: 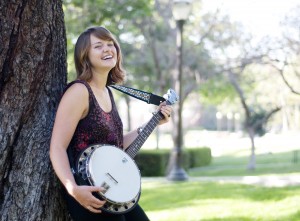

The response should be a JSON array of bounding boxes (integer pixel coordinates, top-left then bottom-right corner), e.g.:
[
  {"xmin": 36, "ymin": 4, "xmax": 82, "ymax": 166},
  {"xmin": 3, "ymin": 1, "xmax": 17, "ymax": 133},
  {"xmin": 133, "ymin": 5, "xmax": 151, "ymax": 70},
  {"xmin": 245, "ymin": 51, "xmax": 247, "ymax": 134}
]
[{"xmin": 167, "ymin": 0, "xmax": 192, "ymax": 181}]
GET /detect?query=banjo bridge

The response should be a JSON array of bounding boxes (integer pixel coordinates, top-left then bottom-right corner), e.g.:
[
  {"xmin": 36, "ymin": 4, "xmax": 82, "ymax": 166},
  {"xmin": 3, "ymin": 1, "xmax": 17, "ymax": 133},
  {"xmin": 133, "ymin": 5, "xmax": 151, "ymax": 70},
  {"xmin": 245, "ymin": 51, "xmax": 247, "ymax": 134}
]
[
  {"xmin": 106, "ymin": 172, "xmax": 118, "ymax": 184},
  {"xmin": 101, "ymin": 173, "xmax": 118, "ymax": 194}
]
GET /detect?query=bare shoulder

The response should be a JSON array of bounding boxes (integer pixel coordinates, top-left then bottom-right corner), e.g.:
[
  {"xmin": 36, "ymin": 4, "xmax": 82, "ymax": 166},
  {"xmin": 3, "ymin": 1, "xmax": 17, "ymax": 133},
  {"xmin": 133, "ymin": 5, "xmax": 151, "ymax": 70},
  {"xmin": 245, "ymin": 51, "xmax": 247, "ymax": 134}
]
[
  {"xmin": 59, "ymin": 82, "xmax": 89, "ymax": 114},
  {"xmin": 65, "ymin": 82, "xmax": 89, "ymax": 98}
]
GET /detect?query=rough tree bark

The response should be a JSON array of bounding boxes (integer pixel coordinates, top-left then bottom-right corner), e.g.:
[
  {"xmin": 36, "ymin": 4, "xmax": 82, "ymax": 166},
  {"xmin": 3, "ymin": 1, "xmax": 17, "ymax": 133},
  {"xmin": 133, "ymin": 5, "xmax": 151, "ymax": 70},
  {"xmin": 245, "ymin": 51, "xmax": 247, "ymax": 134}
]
[{"xmin": 0, "ymin": 1, "xmax": 70, "ymax": 220}]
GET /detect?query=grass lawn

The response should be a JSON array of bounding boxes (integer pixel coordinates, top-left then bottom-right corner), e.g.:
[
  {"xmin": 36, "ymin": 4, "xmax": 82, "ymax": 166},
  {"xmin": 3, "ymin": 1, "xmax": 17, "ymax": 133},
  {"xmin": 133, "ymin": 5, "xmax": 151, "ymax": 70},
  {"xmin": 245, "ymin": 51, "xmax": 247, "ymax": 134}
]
[
  {"xmin": 190, "ymin": 150, "xmax": 300, "ymax": 177},
  {"xmin": 140, "ymin": 181, "xmax": 300, "ymax": 221},
  {"xmin": 139, "ymin": 149, "xmax": 300, "ymax": 221}
]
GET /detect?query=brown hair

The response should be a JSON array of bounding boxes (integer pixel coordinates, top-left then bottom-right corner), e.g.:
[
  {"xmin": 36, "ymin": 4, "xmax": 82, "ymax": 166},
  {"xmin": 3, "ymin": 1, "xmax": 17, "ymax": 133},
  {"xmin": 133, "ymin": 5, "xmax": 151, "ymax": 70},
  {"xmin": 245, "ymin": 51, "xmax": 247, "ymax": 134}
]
[{"xmin": 74, "ymin": 26, "xmax": 126, "ymax": 85}]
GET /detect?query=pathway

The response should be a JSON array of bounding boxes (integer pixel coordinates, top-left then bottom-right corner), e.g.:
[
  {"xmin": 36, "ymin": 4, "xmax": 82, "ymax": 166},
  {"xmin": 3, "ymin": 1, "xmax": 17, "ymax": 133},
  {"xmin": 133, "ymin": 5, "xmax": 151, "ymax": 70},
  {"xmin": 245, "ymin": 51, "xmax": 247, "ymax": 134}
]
[{"xmin": 142, "ymin": 175, "xmax": 300, "ymax": 187}]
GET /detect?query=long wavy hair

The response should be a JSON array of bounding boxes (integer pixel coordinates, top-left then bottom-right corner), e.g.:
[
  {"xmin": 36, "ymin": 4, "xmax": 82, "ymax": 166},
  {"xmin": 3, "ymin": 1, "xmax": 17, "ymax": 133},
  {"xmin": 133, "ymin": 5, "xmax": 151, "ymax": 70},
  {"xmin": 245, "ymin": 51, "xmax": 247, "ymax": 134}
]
[{"xmin": 74, "ymin": 26, "xmax": 126, "ymax": 85}]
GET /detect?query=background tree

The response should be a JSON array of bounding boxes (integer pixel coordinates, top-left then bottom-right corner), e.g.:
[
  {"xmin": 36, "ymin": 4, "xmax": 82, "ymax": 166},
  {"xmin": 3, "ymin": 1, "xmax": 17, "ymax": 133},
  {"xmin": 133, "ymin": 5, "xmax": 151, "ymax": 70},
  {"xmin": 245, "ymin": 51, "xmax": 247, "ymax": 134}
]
[
  {"xmin": 268, "ymin": 5, "xmax": 300, "ymax": 96},
  {"xmin": 196, "ymin": 11, "xmax": 285, "ymax": 170},
  {"xmin": 0, "ymin": 1, "xmax": 69, "ymax": 220},
  {"xmin": 225, "ymin": 64, "xmax": 281, "ymax": 170}
]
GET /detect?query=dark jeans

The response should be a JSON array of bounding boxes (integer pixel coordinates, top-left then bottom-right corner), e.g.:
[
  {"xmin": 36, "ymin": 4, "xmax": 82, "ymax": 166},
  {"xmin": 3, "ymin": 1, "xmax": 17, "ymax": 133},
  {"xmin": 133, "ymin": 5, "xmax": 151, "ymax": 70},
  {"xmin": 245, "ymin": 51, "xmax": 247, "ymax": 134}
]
[{"xmin": 65, "ymin": 191, "xmax": 150, "ymax": 221}]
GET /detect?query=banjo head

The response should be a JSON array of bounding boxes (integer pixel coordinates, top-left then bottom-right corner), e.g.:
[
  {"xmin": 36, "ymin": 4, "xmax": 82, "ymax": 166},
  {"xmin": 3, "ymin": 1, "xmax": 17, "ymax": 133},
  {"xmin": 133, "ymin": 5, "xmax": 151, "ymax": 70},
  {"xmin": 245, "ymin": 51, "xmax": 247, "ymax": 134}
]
[{"xmin": 80, "ymin": 144, "xmax": 141, "ymax": 204}]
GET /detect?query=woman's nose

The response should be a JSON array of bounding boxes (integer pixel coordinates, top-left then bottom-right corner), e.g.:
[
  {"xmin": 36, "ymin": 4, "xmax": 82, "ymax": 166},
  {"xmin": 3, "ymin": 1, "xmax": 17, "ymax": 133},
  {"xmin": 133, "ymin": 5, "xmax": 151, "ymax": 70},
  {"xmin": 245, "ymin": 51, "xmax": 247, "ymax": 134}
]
[{"xmin": 103, "ymin": 45, "xmax": 110, "ymax": 52}]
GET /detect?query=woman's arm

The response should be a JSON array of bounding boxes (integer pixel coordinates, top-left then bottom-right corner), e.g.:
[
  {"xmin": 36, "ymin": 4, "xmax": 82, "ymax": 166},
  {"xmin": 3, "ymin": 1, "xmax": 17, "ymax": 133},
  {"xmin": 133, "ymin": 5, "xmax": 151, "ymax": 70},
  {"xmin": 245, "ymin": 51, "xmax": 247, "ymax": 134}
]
[{"xmin": 49, "ymin": 83, "xmax": 104, "ymax": 213}]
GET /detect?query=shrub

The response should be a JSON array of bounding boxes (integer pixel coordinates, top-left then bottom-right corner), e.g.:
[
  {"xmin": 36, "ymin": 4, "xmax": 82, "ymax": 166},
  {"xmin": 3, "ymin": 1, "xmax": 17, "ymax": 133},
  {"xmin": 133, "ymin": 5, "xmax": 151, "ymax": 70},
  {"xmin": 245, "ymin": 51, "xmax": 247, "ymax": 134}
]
[
  {"xmin": 134, "ymin": 147, "xmax": 211, "ymax": 177},
  {"xmin": 188, "ymin": 147, "xmax": 212, "ymax": 168},
  {"xmin": 134, "ymin": 149, "xmax": 169, "ymax": 177}
]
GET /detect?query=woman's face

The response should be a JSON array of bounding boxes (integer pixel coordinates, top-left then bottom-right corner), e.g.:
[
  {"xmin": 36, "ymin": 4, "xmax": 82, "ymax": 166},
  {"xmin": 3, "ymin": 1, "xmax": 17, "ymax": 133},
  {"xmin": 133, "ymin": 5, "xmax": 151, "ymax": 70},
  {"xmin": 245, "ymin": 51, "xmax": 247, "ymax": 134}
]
[{"xmin": 88, "ymin": 34, "xmax": 117, "ymax": 73}]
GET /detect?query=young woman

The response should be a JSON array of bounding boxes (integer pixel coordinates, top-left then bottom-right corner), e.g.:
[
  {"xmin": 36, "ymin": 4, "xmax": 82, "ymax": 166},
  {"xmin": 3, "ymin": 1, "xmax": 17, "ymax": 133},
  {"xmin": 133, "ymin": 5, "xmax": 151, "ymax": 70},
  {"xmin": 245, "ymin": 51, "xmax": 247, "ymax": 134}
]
[{"xmin": 49, "ymin": 26, "xmax": 172, "ymax": 221}]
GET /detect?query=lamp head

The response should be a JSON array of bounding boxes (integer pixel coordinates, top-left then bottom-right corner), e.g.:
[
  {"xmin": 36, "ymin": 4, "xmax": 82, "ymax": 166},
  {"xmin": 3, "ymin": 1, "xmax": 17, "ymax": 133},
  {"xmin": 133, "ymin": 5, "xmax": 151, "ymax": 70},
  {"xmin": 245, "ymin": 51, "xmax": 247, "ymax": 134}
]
[{"xmin": 172, "ymin": 0, "xmax": 192, "ymax": 21}]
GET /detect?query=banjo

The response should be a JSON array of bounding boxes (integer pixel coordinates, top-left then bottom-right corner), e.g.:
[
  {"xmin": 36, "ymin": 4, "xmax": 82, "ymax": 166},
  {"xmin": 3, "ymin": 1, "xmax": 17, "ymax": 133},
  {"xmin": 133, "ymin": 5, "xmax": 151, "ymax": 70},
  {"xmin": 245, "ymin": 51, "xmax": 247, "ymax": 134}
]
[{"xmin": 74, "ymin": 89, "xmax": 178, "ymax": 214}]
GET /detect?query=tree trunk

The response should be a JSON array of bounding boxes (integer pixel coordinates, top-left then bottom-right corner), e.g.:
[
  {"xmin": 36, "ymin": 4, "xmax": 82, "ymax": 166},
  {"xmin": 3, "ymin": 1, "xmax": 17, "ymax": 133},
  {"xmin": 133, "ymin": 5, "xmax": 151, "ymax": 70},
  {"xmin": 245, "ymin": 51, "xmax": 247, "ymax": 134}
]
[
  {"xmin": 0, "ymin": 1, "xmax": 70, "ymax": 220},
  {"xmin": 247, "ymin": 128, "xmax": 256, "ymax": 170}
]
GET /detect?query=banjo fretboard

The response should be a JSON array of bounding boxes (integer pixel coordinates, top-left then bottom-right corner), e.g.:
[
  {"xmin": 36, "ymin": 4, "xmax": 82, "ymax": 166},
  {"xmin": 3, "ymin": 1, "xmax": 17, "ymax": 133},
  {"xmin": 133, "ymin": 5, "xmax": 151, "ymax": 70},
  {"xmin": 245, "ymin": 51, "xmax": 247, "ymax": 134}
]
[{"xmin": 126, "ymin": 112, "xmax": 164, "ymax": 158}]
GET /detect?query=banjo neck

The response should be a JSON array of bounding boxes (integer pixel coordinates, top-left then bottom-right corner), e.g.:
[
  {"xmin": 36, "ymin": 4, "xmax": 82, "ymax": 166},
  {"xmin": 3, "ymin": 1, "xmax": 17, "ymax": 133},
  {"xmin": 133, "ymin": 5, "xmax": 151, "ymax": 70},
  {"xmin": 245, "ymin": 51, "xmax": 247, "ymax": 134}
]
[{"xmin": 126, "ymin": 111, "xmax": 164, "ymax": 158}]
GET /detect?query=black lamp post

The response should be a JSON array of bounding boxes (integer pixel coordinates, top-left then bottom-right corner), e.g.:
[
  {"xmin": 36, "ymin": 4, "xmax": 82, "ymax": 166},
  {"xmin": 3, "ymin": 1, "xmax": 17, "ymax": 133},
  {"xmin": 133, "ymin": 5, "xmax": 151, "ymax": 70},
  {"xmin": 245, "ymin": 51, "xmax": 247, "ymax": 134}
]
[{"xmin": 167, "ymin": 0, "xmax": 192, "ymax": 181}]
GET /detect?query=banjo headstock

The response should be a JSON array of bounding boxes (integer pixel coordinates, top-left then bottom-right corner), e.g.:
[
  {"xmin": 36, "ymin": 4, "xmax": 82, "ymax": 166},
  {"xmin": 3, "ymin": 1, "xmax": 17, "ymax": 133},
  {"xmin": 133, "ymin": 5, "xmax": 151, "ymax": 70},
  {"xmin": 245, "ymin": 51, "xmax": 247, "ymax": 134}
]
[{"xmin": 164, "ymin": 89, "xmax": 179, "ymax": 105}]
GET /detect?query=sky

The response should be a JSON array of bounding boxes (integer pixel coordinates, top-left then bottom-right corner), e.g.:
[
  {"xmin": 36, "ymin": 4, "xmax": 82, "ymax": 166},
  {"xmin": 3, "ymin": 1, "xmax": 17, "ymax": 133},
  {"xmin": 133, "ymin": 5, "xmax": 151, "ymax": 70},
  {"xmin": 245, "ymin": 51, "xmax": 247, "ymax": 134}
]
[{"xmin": 202, "ymin": 0, "xmax": 299, "ymax": 39}]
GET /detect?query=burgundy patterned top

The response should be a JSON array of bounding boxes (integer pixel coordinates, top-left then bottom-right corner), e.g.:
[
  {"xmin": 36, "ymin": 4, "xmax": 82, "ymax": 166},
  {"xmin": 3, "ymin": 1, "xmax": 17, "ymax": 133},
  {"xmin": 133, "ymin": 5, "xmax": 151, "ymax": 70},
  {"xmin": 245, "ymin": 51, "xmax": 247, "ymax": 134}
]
[{"xmin": 66, "ymin": 80, "xmax": 123, "ymax": 167}]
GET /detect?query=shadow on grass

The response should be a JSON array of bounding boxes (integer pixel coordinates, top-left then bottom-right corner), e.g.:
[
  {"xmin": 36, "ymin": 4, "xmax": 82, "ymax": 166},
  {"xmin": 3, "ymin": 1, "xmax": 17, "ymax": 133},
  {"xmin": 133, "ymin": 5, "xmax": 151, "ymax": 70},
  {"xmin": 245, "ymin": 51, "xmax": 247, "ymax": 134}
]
[{"xmin": 141, "ymin": 181, "xmax": 300, "ymax": 211}]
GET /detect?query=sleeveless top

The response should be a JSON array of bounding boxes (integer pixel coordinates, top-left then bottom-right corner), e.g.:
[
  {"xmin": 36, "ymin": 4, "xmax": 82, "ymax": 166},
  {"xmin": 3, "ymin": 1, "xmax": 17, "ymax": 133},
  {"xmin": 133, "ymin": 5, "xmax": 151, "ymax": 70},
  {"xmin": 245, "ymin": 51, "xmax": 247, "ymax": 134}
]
[{"xmin": 65, "ymin": 80, "xmax": 123, "ymax": 167}]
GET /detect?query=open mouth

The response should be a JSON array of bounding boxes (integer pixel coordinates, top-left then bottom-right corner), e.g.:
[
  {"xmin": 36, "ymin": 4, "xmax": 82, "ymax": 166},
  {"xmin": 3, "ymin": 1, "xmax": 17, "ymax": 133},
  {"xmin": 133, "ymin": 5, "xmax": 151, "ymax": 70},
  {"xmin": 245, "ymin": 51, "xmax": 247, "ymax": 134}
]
[{"xmin": 102, "ymin": 55, "xmax": 113, "ymax": 60}]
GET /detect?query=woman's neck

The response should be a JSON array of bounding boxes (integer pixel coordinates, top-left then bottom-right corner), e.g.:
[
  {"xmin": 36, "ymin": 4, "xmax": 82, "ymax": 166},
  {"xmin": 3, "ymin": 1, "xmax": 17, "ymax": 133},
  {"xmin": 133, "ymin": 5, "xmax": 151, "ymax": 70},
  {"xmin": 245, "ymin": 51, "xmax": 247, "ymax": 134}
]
[{"xmin": 89, "ymin": 70, "xmax": 109, "ymax": 90}]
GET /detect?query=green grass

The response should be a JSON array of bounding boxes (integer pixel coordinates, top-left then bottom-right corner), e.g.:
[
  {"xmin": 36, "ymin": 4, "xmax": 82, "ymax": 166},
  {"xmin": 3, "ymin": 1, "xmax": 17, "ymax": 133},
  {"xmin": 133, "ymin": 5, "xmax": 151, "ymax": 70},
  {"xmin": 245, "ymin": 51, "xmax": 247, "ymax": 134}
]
[
  {"xmin": 139, "ymin": 149, "xmax": 300, "ymax": 221},
  {"xmin": 189, "ymin": 150, "xmax": 300, "ymax": 176},
  {"xmin": 140, "ymin": 181, "xmax": 300, "ymax": 221}
]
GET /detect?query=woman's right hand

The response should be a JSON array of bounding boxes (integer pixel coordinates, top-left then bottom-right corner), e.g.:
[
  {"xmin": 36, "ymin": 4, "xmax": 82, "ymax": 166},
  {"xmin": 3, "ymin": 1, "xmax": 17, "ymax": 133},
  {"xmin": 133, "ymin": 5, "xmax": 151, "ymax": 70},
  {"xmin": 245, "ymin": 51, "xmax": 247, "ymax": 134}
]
[{"xmin": 69, "ymin": 185, "xmax": 106, "ymax": 213}]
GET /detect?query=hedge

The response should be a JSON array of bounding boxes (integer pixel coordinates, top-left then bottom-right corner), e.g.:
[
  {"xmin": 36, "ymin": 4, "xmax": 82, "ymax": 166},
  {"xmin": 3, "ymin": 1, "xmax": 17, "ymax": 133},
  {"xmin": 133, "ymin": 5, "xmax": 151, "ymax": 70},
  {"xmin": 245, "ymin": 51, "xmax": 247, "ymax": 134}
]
[
  {"xmin": 134, "ymin": 147, "xmax": 211, "ymax": 177},
  {"xmin": 188, "ymin": 147, "xmax": 212, "ymax": 168},
  {"xmin": 134, "ymin": 149, "xmax": 172, "ymax": 176}
]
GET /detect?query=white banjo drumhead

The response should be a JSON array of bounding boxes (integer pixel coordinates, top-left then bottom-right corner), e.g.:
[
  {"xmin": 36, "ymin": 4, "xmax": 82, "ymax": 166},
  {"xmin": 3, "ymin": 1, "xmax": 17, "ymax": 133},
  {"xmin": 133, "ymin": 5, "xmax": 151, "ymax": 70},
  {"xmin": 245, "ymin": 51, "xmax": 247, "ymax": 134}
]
[{"xmin": 88, "ymin": 145, "xmax": 141, "ymax": 203}]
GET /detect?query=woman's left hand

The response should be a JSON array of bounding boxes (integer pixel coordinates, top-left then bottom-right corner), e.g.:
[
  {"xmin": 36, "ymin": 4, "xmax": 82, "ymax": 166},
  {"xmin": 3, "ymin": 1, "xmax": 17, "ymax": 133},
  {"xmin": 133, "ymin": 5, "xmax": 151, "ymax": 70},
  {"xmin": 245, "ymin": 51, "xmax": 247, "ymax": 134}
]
[{"xmin": 158, "ymin": 102, "xmax": 173, "ymax": 125}]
